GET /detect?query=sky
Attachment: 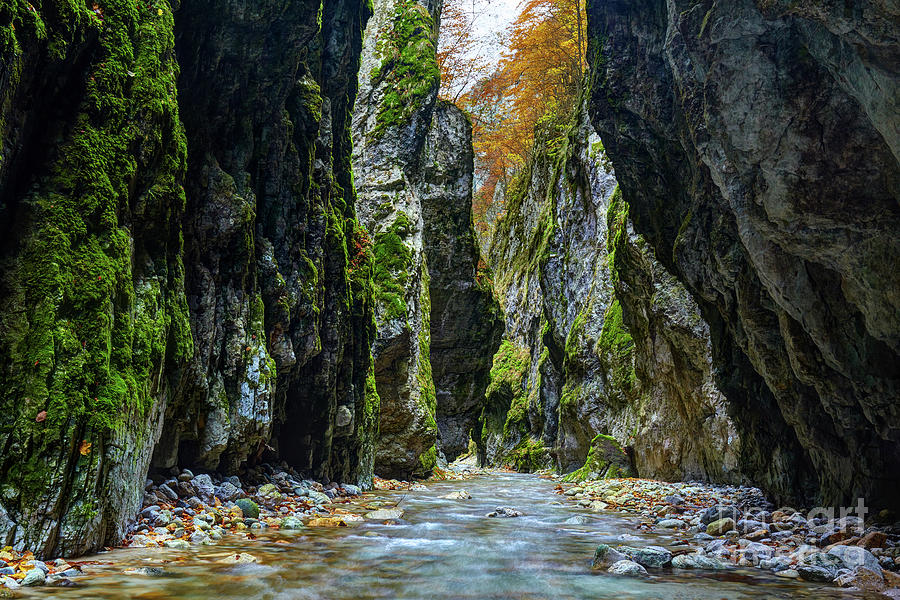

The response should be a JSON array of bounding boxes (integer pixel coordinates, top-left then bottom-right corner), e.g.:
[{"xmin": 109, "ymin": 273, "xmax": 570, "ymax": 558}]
[{"xmin": 468, "ymin": 0, "xmax": 521, "ymax": 63}]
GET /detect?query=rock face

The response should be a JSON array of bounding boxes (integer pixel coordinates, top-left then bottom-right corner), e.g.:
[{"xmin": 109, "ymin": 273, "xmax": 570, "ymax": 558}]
[
  {"xmin": 0, "ymin": 0, "xmax": 377, "ymax": 558},
  {"xmin": 587, "ymin": 0, "xmax": 900, "ymax": 507},
  {"xmin": 421, "ymin": 103, "xmax": 504, "ymax": 461},
  {"xmin": 0, "ymin": 0, "xmax": 190, "ymax": 559},
  {"xmin": 353, "ymin": 0, "xmax": 500, "ymax": 474},
  {"xmin": 482, "ymin": 91, "xmax": 741, "ymax": 483},
  {"xmin": 158, "ymin": 0, "xmax": 379, "ymax": 488}
]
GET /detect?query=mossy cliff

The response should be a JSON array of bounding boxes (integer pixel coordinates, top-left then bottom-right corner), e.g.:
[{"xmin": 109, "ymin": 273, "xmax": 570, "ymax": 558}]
[
  {"xmin": 0, "ymin": 0, "xmax": 377, "ymax": 558},
  {"xmin": 0, "ymin": 0, "xmax": 189, "ymax": 557},
  {"xmin": 352, "ymin": 0, "xmax": 500, "ymax": 475},
  {"xmin": 156, "ymin": 0, "xmax": 378, "ymax": 488},
  {"xmin": 587, "ymin": 0, "xmax": 900, "ymax": 508},
  {"xmin": 482, "ymin": 88, "xmax": 741, "ymax": 483}
]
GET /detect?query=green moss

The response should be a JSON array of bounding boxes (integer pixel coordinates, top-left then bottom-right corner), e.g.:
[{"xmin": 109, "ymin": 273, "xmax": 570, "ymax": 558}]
[
  {"xmin": 505, "ymin": 437, "xmax": 550, "ymax": 473},
  {"xmin": 372, "ymin": 212, "xmax": 415, "ymax": 320},
  {"xmin": 2, "ymin": 0, "xmax": 187, "ymax": 433},
  {"xmin": 698, "ymin": 4, "xmax": 714, "ymax": 39},
  {"xmin": 486, "ymin": 340, "xmax": 530, "ymax": 405},
  {"xmin": 416, "ymin": 444, "xmax": 438, "ymax": 475},
  {"xmin": 0, "ymin": 0, "xmax": 190, "ymax": 544},
  {"xmin": 597, "ymin": 299, "xmax": 636, "ymax": 392},
  {"xmin": 562, "ymin": 434, "xmax": 635, "ymax": 482},
  {"xmin": 369, "ymin": 0, "xmax": 440, "ymax": 138}
]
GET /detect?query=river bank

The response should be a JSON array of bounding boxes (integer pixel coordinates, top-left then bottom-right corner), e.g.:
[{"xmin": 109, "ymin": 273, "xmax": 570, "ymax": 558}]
[{"xmin": 555, "ymin": 477, "xmax": 900, "ymax": 596}]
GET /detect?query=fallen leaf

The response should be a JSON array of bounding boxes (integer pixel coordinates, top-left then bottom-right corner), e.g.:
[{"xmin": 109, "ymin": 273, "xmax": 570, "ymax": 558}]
[{"xmin": 35, "ymin": 411, "xmax": 47, "ymax": 422}]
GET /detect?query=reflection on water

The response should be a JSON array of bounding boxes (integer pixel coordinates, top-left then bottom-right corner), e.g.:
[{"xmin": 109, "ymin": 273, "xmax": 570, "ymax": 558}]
[{"xmin": 23, "ymin": 473, "xmax": 862, "ymax": 599}]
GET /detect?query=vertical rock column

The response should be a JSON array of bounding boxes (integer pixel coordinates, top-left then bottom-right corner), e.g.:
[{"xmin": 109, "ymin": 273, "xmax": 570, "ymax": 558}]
[
  {"xmin": 352, "ymin": 0, "xmax": 444, "ymax": 478},
  {"xmin": 420, "ymin": 101, "xmax": 503, "ymax": 462},
  {"xmin": 587, "ymin": 0, "xmax": 900, "ymax": 507}
]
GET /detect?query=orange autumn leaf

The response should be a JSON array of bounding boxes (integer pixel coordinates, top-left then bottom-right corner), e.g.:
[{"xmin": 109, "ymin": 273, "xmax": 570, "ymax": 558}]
[{"xmin": 79, "ymin": 440, "xmax": 92, "ymax": 455}]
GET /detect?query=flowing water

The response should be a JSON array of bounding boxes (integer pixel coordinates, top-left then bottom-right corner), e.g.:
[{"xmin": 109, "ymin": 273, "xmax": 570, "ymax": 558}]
[{"xmin": 24, "ymin": 472, "xmax": 864, "ymax": 599}]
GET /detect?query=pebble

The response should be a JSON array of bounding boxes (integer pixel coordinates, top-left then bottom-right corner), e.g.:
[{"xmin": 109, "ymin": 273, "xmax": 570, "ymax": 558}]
[
  {"xmin": 608, "ymin": 560, "xmax": 647, "ymax": 576},
  {"xmin": 22, "ymin": 568, "xmax": 46, "ymax": 586}
]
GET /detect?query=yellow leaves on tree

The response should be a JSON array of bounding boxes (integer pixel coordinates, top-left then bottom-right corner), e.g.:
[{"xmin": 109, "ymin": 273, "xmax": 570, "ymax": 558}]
[
  {"xmin": 79, "ymin": 440, "xmax": 92, "ymax": 456},
  {"xmin": 438, "ymin": 0, "xmax": 587, "ymax": 232}
]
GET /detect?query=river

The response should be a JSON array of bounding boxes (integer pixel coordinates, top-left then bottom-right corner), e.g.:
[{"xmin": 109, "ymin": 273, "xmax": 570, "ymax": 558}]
[{"xmin": 23, "ymin": 472, "xmax": 863, "ymax": 599}]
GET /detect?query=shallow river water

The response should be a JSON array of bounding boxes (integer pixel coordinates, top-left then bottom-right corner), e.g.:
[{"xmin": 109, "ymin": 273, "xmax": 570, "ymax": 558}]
[{"xmin": 24, "ymin": 472, "xmax": 866, "ymax": 599}]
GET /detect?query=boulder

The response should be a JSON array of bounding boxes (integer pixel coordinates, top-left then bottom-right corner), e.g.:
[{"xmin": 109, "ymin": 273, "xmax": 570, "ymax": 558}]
[{"xmin": 608, "ymin": 560, "xmax": 648, "ymax": 576}]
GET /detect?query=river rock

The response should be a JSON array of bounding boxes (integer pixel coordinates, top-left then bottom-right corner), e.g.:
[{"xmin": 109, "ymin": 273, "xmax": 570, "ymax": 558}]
[
  {"xmin": 21, "ymin": 568, "xmax": 45, "ymax": 586},
  {"xmin": 158, "ymin": 483, "xmax": 178, "ymax": 501},
  {"xmin": 700, "ymin": 506, "xmax": 741, "ymax": 526},
  {"xmin": 658, "ymin": 519, "xmax": 685, "ymax": 529},
  {"xmin": 257, "ymin": 483, "xmax": 281, "ymax": 500},
  {"xmin": 443, "ymin": 490, "xmax": 472, "ymax": 500},
  {"xmin": 215, "ymin": 482, "xmax": 243, "ymax": 502},
  {"xmin": 124, "ymin": 567, "xmax": 166, "ymax": 576},
  {"xmin": 235, "ymin": 499, "xmax": 260, "ymax": 519},
  {"xmin": 192, "ymin": 475, "xmax": 216, "ymax": 500},
  {"xmin": 858, "ymin": 531, "xmax": 888, "ymax": 549},
  {"xmin": 219, "ymin": 553, "xmax": 258, "ymax": 564},
  {"xmin": 341, "ymin": 484, "xmax": 362, "ymax": 496},
  {"xmin": 308, "ymin": 491, "xmax": 331, "ymax": 505},
  {"xmin": 776, "ymin": 569, "xmax": 800, "ymax": 579},
  {"xmin": 592, "ymin": 544, "xmax": 628, "ymax": 568},
  {"xmin": 608, "ymin": 560, "xmax": 648, "ymax": 576},
  {"xmin": 280, "ymin": 517, "xmax": 305, "ymax": 530},
  {"xmin": 617, "ymin": 545, "xmax": 672, "ymax": 568},
  {"xmin": 797, "ymin": 565, "xmax": 836, "ymax": 582},
  {"xmin": 835, "ymin": 566, "xmax": 887, "ymax": 592},
  {"xmin": 707, "ymin": 518, "xmax": 736, "ymax": 536},
  {"xmin": 366, "ymin": 508, "xmax": 404, "ymax": 521},
  {"xmin": 486, "ymin": 507, "xmax": 524, "ymax": 518},
  {"xmin": 736, "ymin": 519, "xmax": 766, "ymax": 534},
  {"xmin": 828, "ymin": 545, "xmax": 882, "ymax": 573},
  {"xmin": 671, "ymin": 553, "xmax": 728, "ymax": 570}
]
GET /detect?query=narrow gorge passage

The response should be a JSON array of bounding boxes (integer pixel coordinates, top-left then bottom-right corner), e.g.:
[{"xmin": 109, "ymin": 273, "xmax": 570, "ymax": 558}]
[
  {"xmin": 0, "ymin": 0, "xmax": 897, "ymax": 595},
  {"xmin": 12, "ymin": 473, "xmax": 859, "ymax": 599}
]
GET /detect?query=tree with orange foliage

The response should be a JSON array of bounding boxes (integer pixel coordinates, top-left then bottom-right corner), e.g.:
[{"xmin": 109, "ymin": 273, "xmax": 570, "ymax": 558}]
[
  {"xmin": 436, "ymin": 0, "xmax": 494, "ymax": 103},
  {"xmin": 446, "ymin": 0, "xmax": 587, "ymax": 232}
]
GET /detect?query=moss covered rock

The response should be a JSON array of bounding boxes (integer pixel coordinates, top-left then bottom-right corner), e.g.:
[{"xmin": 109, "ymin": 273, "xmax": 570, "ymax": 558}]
[{"xmin": 563, "ymin": 435, "xmax": 635, "ymax": 482}]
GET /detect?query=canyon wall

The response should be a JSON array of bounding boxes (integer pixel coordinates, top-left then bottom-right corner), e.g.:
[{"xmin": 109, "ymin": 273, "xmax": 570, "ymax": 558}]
[
  {"xmin": 0, "ymin": 0, "xmax": 377, "ymax": 558},
  {"xmin": 352, "ymin": 0, "xmax": 501, "ymax": 476},
  {"xmin": 587, "ymin": 0, "xmax": 900, "ymax": 508},
  {"xmin": 482, "ymin": 93, "xmax": 741, "ymax": 484}
]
